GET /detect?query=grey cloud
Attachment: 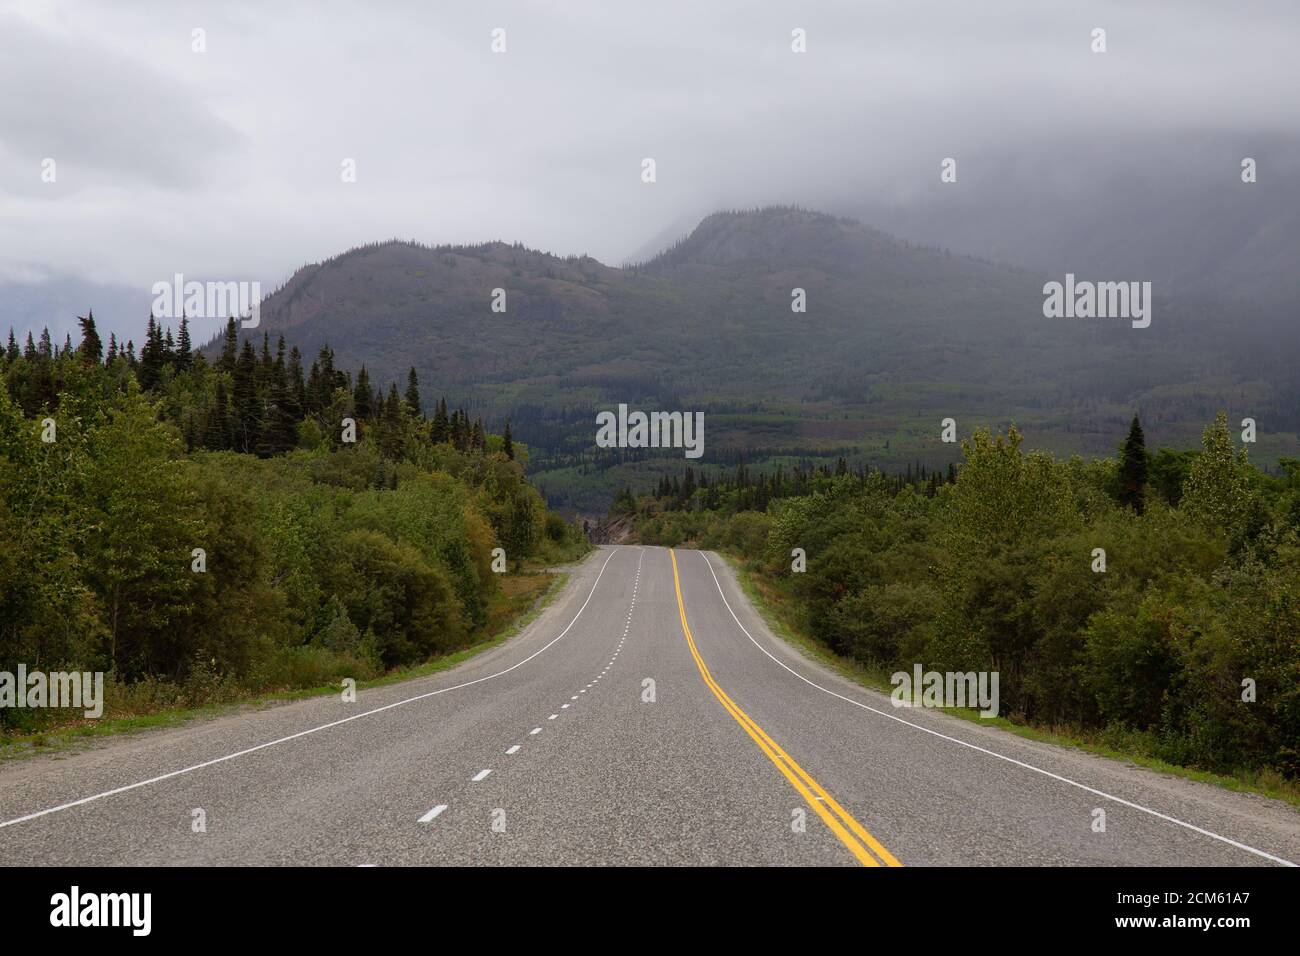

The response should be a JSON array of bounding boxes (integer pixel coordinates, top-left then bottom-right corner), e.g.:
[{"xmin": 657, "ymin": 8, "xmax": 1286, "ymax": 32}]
[{"xmin": 1, "ymin": 0, "xmax": 1298, "ymax": 344}]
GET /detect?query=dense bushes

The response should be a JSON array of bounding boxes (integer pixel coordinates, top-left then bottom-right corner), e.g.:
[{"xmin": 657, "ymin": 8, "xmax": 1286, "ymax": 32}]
[
  {"xmin": 633, "ymin": 416, "xmax": 1300, "ymax": 780},
  {"xmin": 0, "ymin": 322, "xmax": 588, "ymax": 732}
]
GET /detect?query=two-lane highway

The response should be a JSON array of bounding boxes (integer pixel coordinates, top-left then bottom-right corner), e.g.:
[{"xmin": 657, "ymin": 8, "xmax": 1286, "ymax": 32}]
[{"xmin": 1, "ymin": 546, "xmax": 1297, "ymax": 866}]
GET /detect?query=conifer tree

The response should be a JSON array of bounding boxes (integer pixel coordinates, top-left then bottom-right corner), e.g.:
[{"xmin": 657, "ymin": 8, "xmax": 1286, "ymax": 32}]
[
  {"xmin": 1119, "ymin": 415, "xmax": 1148, "ymax": 514},
  {"xmin": 404, "ymin": 367, "xmax": 421, "ymax": 417},
  {"xmin": 139, "ymin": 316, "xmax": 164, "ymax": 390},
  {"xmin": 203, "ymin": 379, "xmax": 231, "ymax": 450},
  {"xmin": 220, "ymin": 317, "xmax": 238, "ymax": 372},
  {"xmin": 353, "ymin": 366, "xmax": 372, "ymax": 418},
  {"xmin": 288, "ymin": 346, "xmax": 306, "ymax": 415},
  {"xmin": 176, "ymin": 316, "xmax": 193, "ymax": 370},
  {"xmin": 232, "ymin": 338, "xmax": 260, "ymax": 453},
  {"xmin": 77, "ymin": 311, "xmax": 103, "ymax": 364},
  {"xmin": 432, "ymin": 397, "xmax": 449, "ymax": 443}
]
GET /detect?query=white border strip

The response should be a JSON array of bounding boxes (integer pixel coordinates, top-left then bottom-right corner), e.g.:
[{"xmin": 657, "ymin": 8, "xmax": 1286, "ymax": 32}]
[
  {"xmin": 698, "ymin": 550, "xmax": 1296, "ymax": 868},
  {"xmin": 0, "ymin": 549, "xmax": 619, "ymax": 831}
]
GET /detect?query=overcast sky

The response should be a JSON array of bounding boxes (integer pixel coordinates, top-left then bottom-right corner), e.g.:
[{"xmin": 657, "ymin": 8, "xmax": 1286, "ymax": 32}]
[{"xmin": 2, "ymin": 0, "xmax": 1298, "ymax": 342}]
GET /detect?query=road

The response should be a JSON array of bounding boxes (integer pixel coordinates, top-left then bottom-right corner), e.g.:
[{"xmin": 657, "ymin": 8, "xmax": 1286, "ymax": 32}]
[{"xmin": 1, "ymin": 545, "xmax": 1297, "ymax": 866}]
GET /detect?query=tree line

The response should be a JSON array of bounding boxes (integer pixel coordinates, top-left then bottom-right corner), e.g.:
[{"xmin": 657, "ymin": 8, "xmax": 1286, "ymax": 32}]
[
  {"xmin": 0, "ymin": 312, "xmax": 582, "ymax": 732},
  {"xmin": 631, "ymin": 414, "xmax": 1300, "ymax": 783}
]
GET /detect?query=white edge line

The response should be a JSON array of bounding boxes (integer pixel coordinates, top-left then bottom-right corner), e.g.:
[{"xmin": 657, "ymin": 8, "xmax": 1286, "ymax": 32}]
[
  {"xmin": 0, "ymin": 549, "xmax": 621, "ymax": 831},
  {"xmin": 697, "ymin": 549, "xmax": 1297, "ymax": 868}
]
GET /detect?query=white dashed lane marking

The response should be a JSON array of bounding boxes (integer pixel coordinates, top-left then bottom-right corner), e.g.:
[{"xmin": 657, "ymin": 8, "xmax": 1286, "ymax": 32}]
[
  {"xmin": 418, "ymin": 804, "xmax": 448, "ymax": 823},
  {"xmin": 471, "ymin": 769, "xmax": 492, "ymax": 782}
]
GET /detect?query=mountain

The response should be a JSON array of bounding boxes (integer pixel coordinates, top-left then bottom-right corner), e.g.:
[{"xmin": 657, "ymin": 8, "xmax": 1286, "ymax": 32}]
[{"xmin": 225, "ymin": 207, "xmax": 1300, "ymax": 512}]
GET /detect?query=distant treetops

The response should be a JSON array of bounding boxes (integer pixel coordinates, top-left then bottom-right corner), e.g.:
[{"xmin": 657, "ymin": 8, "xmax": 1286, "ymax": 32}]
[{"xmin": 3, "ymin": 313, "xmax": 514, "ymax": 462}]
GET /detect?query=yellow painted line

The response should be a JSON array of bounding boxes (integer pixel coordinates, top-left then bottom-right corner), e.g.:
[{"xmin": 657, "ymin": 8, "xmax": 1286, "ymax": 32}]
[{"xmin": 669, "ymin": 549, "xmax": 902, "ymax": 867}]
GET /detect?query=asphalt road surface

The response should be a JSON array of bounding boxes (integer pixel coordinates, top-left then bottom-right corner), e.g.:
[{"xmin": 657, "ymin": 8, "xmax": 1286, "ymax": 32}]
[{"xmin": 1, "ymin": 545, "xmax": 1297, "ymax": 866}]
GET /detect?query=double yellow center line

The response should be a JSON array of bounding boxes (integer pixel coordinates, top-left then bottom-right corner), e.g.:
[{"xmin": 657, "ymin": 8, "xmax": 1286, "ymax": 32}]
[{"xmin": 669, "ymin": 549, "xmax": 901, "ymax": 867}]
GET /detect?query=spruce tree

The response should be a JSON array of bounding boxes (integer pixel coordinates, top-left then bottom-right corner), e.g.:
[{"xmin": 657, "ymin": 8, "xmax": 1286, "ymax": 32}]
[
  {"xmin": 432, "ymin": 397, "xmax": 450, "ymax": 443},
  {"xmin": 353, "ymin": 366, "xmax": 372, "ymax": 419},
  {"xmin": 232, "ymin": 338, "xmax": 260, "ymax": 453},
  {"xmin": 203, "ymin": 379, "xmax": 231, "ymax": 451},
  {"xmin": 220, "ymin": 317, "xmax": 238, "ymax": 372},
  {"xmin": 288, "ymin": 347, "xmax": 306, "ymax": 416},
  {"xmin": 260, "ymin": 342, "xmax": 298, "ymax": 456},
  {"xmin": 139, "ymin": 316, "xmax": 163, "ymax": 390},
  {"xmin": 77, "ymin": 311, "xmax": 103, "ymax": 364},
  {"xmin": 1119, "ymin": 415, "xmax": 1149, "ymax": 514},
  {"xmin": 502, "ymin": 419, "xmax": 514, "ymax": 460},
  {"xmin": 176, "ymin": 316, "xmax": 193, "ymax": 370},
  {"xmin": 404, "ymin": 367, "xmax": 421, "ymax": 417}
]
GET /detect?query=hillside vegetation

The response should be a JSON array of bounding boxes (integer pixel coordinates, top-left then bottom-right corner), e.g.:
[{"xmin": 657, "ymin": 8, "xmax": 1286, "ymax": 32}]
[
  {"xmin": 0, "ymin": 314, "xmax": 588, "ymax": 735},
  {"xmin": 238, "ymin": 207, "xmax": 1300, "ymax": 513}
]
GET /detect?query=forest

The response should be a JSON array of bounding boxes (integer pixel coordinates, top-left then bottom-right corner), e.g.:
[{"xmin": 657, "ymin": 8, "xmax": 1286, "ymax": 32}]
[
  {"xmin": 629, "ymin": 415, "xmax": 1300, "ymax": 784},
  {"xmin": 0, "ymin": 313, "xmax": 587, "ymax": 734}
]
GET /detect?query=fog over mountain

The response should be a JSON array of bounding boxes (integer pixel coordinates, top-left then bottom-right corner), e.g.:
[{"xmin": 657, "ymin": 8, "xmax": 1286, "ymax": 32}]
[{"xmin": 3, "ymin": 0, "xmax": 1299, "ymax": 346}]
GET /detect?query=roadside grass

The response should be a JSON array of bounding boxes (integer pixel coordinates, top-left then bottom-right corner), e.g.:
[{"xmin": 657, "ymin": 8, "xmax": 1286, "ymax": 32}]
[
  {"xmin": 0, "ymin": 566, "xmax": 571, "ymax": 765},
  {"xmin": 718, "ymin": 552, "xmax": 1300, "ymax": 809}
]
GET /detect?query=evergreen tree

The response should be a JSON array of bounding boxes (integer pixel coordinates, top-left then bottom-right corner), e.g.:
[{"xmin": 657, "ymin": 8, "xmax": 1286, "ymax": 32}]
[
  {"xmin": 384, "ymin": 383, "xmax": 401, "ymax": 424},
  {"xmin": 106, "ymin": 332, "xmax": 118, "ymax": 364},
  {"xmin": 1118, "ymin": 414, "xmax": 1148, "ymax": 514},
  {"xmin": 5, "ymin": 328, "xmax": 16, "ymax": 362},
  {"xmin": 77, "ymin": 311, "xmax": 103, "ymax": 364},
  {"xmin": 256, "ymin": 332, "xmax": 273, "ymax": 397},
  {"xmin": 139, "ymin": 316, "xmax": 164, "ymax": 390},
  {"xmin": 203, "ymin": 379, "xmax": 231, "ymax": 450},
  {"xmin": 232, "ymin": 338, "xmax": 260, "ymax": 453},
  {"xmin": 353, "ymin": 366, "xmax": 372, "ymax": 419},
  {"xmin": 404, "ymin": 367, "xmax": 421, "ymax": 417},
  {"xmin": 306, "ymin": 361, "xmax": 322, "ymax": 415},
  {"xmin": 219, "ymin": 317, "xmax": 238, "ymax": 372},
  {"xmin": 432, "ymin": 397, "xmax": 450, "ymax": 443},
  {"xmin": 259, "ymin": 340, "xmax": 298, "ymax": 456},
  {"xmin": 176, "ymin": 316, "xmax": 193, "ymax": 370},
  {"xmin": 288, "ymin": 346, "xmax": 307, "ymax": 415},
  {"xmin": 502, "ymin": 418, "xmax": 514, "ymax": 460}
]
